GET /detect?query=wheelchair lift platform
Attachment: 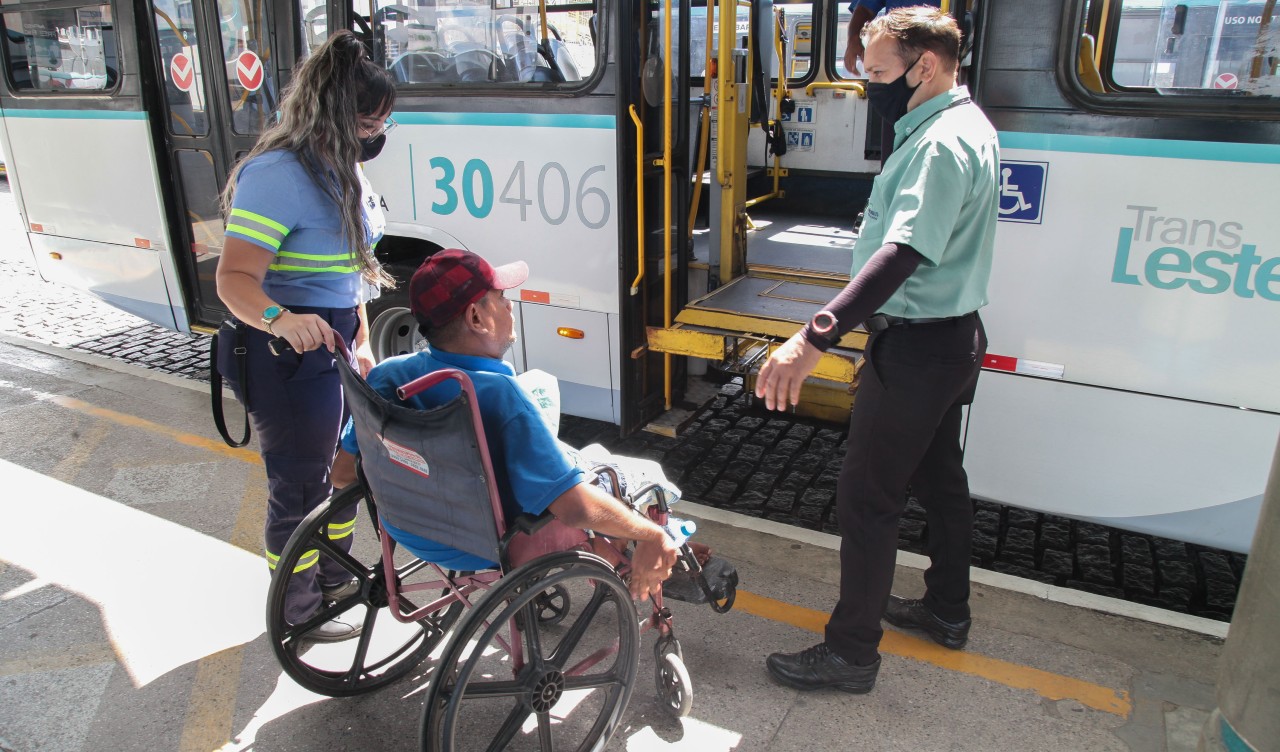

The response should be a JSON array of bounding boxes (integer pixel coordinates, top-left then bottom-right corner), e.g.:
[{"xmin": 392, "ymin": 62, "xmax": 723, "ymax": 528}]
[{"xmin": 648, "ymin": 213, "xmax": 867, "ymax": 424}]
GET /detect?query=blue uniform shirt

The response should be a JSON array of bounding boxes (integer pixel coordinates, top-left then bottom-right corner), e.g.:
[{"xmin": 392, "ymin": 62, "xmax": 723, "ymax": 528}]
[
  {"xmin": 339, "ymin": 348, "xmax": 586, "ymax": 569},
  {"xmin": 225, "ymin": 150, "xmax": 385, "ymax": 309}
]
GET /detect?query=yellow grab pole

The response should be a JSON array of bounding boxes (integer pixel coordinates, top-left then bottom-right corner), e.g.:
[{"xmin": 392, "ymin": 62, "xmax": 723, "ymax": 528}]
[
  {"xmin": 662, "ymin": 0, "xmax": 674, "ymax": 410},
  {"xmin": 628, "ymin": 105, "xmax": 646, "ymax": 296}
]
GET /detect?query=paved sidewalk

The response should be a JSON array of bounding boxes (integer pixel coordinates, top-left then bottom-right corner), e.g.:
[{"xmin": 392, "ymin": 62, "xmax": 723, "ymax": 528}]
[{"xmin": 0, "ymin": 183, "xmax": 1244, "ymax": 623}]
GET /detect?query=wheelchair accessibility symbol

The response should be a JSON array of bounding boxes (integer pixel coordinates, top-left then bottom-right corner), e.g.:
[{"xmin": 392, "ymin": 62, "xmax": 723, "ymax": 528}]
[{"xmin": 997, "ymin": 160, "xmax": 1048, "ymax": 224}]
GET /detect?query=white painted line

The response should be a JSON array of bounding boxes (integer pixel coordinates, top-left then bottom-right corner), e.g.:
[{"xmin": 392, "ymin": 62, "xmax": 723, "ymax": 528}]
[{"xmin": 678, "ymin": 500, "xmax": 1230, "ymax": 639}]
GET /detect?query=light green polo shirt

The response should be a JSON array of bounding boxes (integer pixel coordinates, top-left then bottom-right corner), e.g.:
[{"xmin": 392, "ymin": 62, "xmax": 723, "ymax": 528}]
[{"xmin": 851, "ymin": 85, "xmax": 1000, "ymax": 318}]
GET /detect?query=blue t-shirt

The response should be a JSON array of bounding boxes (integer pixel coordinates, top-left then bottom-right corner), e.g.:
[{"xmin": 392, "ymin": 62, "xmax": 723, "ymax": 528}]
[
  {"xmin": 339, "ymin": 348, "xmax": 585, "ymax": 569},
  {"xmin": 849, "ymin": 0, "xmax": 941, "ymax": 13},
  {"xmin": 225, "ymin": 150, "xmax": 385, "ymax": 309}
]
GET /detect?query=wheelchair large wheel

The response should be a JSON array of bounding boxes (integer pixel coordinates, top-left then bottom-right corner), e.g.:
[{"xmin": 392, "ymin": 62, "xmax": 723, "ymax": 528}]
[
  {"xmin": 421, "ymin": 551, "xmax": 640, "ymax": 752},
  {"xmin": 266, "ymin": 483, "xmax": 463, "ymax": 697}
]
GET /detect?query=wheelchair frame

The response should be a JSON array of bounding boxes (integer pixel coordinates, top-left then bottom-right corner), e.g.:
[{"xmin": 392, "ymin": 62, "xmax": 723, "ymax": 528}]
[{"xmin": 265, "ymin": 343, "xmax": 734, "ymax": 750}]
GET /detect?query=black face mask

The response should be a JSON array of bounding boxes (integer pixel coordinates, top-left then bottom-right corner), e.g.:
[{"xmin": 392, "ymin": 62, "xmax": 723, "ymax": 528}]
[
  {"xmin": 866, "ymin": 55, "xmax": 922, "ymax": 124},
  {"xmin": 359, "ymin": 133, "xmax": 386, "ymax": 162}
]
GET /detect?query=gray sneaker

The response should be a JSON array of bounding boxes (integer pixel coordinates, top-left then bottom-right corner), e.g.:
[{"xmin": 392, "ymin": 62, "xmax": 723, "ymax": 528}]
[{"xmin": 307, "ymin": 616, "xmax": 363, "ymax": 643}]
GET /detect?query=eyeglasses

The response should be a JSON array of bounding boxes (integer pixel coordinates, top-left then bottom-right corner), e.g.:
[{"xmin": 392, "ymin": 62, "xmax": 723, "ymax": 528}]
[{"xmin": 361, "ymin": 116, "xmax": 398, "ymax": 138}]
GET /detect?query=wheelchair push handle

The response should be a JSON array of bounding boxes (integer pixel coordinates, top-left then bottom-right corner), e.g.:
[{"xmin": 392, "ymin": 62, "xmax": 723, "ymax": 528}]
[
  {"xmin": 396, "ymin": 368, "xmax": 479, "ymax": 402},
  {"xmin": 267, "ymin": 332, "xmax": 352, "ymax": 358}
]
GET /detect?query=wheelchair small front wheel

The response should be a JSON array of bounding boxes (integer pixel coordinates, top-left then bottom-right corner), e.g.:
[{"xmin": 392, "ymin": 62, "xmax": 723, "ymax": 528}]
[{"xmin": 655, "ymin": 650, "xmax": 693, "ymax": 718}]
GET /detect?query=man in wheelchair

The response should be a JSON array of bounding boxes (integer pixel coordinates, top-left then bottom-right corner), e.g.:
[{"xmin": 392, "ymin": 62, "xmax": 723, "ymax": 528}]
[{"xmin": 337, "ymin": 249, "xmax": 680, "ymax": 601}]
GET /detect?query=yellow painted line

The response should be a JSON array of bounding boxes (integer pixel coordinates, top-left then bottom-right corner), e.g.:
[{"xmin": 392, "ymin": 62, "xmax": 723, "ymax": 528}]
[
  {"xmin": 734, "ymin": 591, "xmax": 1132, "ymax": 716},
  {"xmin": 51, "ymin": 418, "xmax": 110, "ymax": 483},
  {"xmin": 177, "ymin": 447, "xmax": 266, "ymax": 750},
  {"xmin": 178, "ymin": 646, "xmax": 245, "ymax": 752},
  {"xmin": 46, "ymin": 394, "xmax": 260, "ymax": 465},
  {"xmin": 0, "ymin": 643, "xmax": 117, "ymax": 677}
]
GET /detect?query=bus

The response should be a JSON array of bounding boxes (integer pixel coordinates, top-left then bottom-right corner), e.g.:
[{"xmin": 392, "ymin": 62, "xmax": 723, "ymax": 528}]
[{"xmin": 0, "ymin": 0, "xmax": 1276, "ymax": 554}]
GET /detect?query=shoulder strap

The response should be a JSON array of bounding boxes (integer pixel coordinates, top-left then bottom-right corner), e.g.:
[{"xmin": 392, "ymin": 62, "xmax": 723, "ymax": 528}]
[{"xmin": 210, "ymin": 327, "xmax": 251, "ymax": 448}]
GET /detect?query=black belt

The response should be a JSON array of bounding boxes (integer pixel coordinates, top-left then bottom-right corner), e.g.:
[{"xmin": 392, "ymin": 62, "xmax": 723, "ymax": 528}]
[{"xmin": 865, "ymin": 311, "xmax": 975, "ymax": 333}]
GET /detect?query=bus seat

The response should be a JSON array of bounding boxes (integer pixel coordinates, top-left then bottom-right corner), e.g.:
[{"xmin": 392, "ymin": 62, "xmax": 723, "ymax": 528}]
[
  {"xmin": 389, "ymin": 51, "xmax": 451, "ymax": 84},
  {"xmin": 1078, "ymin": 33, "xmax": 1105, "ymax": 93}
]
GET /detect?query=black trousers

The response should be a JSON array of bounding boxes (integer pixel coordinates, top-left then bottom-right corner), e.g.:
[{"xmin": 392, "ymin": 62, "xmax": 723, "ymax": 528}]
[
  {"xmin": 224, "ymin": 306, "xmax": 360, "ymax": 624},
  {"xmin": 824, "ymin": 312, "xmax": 987, "ymax": 665}
]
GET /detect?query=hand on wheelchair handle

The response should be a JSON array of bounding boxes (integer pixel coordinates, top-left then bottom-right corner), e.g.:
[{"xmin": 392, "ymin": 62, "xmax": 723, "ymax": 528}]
[
  {"xmin": 267, "ymin": 336, "xmax": 294, "ymax": 357},
  {"xmin": 628, "ymin": 535, "xmax": 680, "ymax": 602}
]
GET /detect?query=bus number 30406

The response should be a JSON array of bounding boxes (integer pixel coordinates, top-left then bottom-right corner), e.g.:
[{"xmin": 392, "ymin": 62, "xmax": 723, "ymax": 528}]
[{"xmin": 425, "ymin": 157, "xmax": 612, "ymax": 230}]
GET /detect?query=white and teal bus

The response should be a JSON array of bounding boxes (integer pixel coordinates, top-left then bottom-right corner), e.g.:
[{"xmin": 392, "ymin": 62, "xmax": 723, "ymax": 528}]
[{"xmin": 1, "ymin": 0, "xmax": 1277, "ymax": 553}]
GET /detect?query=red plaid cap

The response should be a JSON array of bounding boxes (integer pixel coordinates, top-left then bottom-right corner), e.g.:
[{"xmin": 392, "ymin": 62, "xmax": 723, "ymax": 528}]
[{"xmin": 409, "ymin": 249, "xmax": 529, "ymax": 330}]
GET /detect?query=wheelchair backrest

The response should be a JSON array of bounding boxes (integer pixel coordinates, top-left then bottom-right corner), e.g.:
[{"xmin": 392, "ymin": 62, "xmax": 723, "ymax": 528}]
[{"xmin": 336, "ymin": 356, "xmax": 504, "ymax": 564}]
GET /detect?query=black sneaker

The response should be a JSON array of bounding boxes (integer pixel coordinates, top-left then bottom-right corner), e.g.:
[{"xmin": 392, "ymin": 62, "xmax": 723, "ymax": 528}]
[
  {"xmin": 765, "ymin": 643, "xmax": 879, "ymax": 693},
  {"xmin": 883, "ymin": 596, "xmax": 970, "ymax": 649}
]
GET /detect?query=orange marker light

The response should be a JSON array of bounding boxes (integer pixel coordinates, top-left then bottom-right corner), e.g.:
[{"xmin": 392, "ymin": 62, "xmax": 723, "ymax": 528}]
[
  {"xmin": 49, "ymin": 252, "xmax": 63, "ymax": 261},
  {"xmin": 556, "ymin": 327, "xmax": 585, "ymax": 340}
]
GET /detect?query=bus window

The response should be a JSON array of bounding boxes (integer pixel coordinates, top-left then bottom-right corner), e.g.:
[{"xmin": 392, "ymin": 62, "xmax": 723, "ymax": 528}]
[
  {"xmin": 152, "ymin": 0, "xmax": 209, "ymax": 136},
  {"xmin": 832, "ymin": 3, "xmax": 857, "ymax": 78},
  {"xmin": 1, "ymin": 3, "xmax": 118, "ymax": 92},
  {"xmin": 217, "ymin": 0, "xmax": 278, "ymax": 136},
  {"xmin": 1105, "ymin": 0, "xmax": 1279, "ymax": 97},
  {"xmin": 371, "ymin": 1, "xmax": 598, "ymax": 86},
  {"xmin": 299, "ymin": 0, "xmax": 327, "ymax": 54},
  {"xmin": 771, "ymin": 2, "xmax": 817, "ymax": 83}
]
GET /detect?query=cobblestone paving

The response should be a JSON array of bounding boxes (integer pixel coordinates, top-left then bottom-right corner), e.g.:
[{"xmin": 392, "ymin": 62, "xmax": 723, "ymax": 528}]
[{"xmin": 0, "ymin": 254, "xmax": 1243, "ymax": 623}]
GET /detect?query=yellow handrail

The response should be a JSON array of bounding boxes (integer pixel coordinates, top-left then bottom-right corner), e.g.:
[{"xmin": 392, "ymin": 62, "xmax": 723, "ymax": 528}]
[
  {"xmin": 686, "ymin": 0, "xmax": 717, "ymax": 234},
  {"xmin": 746, "ymin": 7, "xmax": 788, "ymax": 211},
  {"xmin": 628, "ymin": 105, "xmax": 646, "ymax": 296},
  {"xmin": 804, "ymin": 81, "xmax": 866, "ymax": 97},
  {"xmin": 662, "ymin": 0, "xmax": 674, "ymax": 409}
]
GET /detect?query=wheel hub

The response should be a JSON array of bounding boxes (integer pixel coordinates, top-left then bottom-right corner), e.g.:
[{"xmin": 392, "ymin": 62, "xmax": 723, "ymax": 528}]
[{"xmin": 530, "ymin": 669, "xmax": 565, "ymax": 713}]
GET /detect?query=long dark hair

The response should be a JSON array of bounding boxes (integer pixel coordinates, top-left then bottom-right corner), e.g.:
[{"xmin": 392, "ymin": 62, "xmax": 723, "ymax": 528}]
[{"xmin": 222, "ymin": 30, "xmax": 396, "ymax": 287}]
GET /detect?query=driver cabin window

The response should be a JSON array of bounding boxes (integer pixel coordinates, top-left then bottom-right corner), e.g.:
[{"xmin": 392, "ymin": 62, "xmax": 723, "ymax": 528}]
[
  {"xmin": 1, "ymin": 3, "xmax": 118, "ymax": 92},
  {"xmin": 370, "ymin": 1, "xmax": 598, "ymax": 86}
]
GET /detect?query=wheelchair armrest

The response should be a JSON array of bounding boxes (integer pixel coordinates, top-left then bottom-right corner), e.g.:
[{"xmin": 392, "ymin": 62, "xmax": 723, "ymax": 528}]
[{"xmin": 502, "ymin": 510, "xmax": 557, "ymax": 541}]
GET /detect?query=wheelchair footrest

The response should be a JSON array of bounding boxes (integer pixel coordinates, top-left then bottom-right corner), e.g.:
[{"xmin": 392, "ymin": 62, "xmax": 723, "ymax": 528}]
[{"xmin": 661, "ymin": 556, "xmax": 738, "ymax": 608}]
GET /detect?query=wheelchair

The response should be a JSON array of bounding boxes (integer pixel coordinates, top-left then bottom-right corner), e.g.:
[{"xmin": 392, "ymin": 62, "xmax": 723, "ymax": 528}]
[{"xmin": 265, "ymin": 342, "xmax": 736, "ymax": 750}]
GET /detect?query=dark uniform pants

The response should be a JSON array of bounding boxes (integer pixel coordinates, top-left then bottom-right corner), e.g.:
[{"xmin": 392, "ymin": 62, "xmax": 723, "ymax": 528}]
[
  {"xmin": 825, "ymin": 312, "xmax": 987, "ymax": 666},
  {"xmin": 234, "ymin": 306, "xmax": 360, "ymax": 625}
]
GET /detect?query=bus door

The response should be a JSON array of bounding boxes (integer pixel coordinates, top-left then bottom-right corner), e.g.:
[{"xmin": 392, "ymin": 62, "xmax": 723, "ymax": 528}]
[{"xmin": 143, "ymin": 0, "xmax": 294, "ymax": 327}]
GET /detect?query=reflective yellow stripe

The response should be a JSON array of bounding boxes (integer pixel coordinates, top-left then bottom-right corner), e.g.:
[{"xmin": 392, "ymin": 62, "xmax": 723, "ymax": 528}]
[
  {"xmin": 226, "ymin": 224, "xmax": 282, "ymax": 250},
  {"xmin": 268, "ymin": 263, "xmax": 360, "ymax": 273},
  {"xmin": 327, "ymin": 519, "xmax": 356, "ymax": 540},
  {"xmin": 230, "ymin": 208, "xmax": 288, "ymax": 235},
  {"xmin": 264, "ymin": 548, "xmax": 318, "ymax": 573},
  {"xmin": 276, "ymin": 251, "xmax": 355, "ymax": 262}
]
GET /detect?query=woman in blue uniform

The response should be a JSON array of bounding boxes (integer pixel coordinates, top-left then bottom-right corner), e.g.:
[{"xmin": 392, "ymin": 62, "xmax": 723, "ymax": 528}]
[{"xmin": 216, "ymin": 30, "xmax": 395, "ymax": 641}]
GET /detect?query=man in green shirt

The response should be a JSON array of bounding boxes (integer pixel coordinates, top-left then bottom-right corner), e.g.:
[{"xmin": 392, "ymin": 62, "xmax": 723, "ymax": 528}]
[{"xmin": 756, "ymin": 7, "xmax": 998, "ymax": 693}]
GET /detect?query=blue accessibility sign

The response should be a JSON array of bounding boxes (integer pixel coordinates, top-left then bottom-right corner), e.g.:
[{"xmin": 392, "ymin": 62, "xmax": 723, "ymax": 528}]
[{"xmin": 997, "ymin": 161, "xmax": 1048, "ymax": 224}]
